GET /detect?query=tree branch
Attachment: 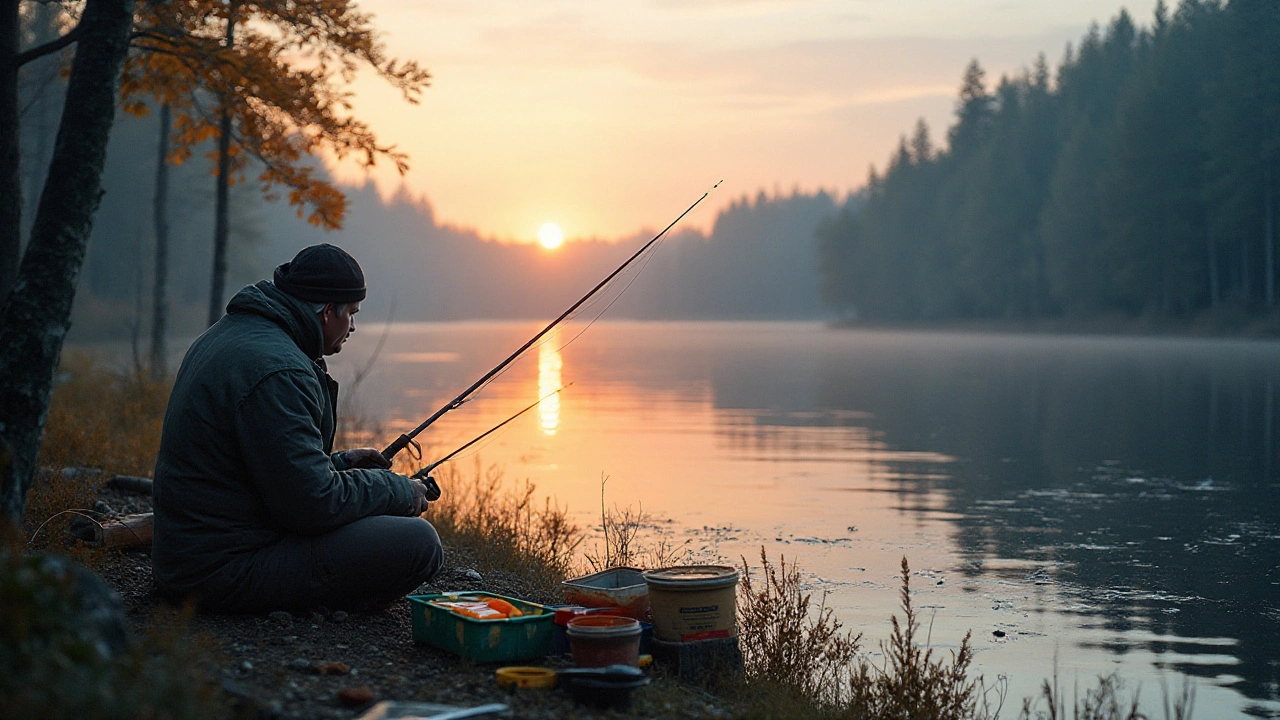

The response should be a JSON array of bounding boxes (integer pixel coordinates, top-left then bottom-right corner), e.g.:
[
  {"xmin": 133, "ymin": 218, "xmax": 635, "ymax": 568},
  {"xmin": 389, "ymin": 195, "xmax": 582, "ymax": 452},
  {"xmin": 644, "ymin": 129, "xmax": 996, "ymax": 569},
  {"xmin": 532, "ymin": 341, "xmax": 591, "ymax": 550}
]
[{"xmin": 15, "ymin": 24, "xmax": 83, "ymax": 67}]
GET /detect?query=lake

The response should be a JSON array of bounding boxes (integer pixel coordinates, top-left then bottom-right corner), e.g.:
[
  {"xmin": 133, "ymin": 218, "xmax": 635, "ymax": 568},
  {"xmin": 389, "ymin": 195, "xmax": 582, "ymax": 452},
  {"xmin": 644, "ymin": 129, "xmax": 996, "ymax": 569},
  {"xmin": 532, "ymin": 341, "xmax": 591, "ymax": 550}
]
[{"xmin": 327, "ymin": 321, "xmax": 1280, "ymax": 718}]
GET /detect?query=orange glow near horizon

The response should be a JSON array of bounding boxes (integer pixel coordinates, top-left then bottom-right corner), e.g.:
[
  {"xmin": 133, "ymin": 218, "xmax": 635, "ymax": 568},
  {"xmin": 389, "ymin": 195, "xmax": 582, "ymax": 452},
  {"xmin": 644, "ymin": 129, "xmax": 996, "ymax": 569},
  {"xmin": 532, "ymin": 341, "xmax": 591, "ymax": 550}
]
[{"xmin": 329, "ymin": 0, "xmax": 1160, "ymax": 242}]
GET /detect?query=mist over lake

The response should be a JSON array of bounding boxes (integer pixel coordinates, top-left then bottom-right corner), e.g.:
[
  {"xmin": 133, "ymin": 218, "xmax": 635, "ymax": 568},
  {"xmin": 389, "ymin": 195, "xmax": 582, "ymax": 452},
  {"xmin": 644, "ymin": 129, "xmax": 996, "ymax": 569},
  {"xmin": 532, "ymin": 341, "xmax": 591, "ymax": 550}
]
[{"xmin": 328, "ymin": 321, "xmax": 1280, "ymax": 719}]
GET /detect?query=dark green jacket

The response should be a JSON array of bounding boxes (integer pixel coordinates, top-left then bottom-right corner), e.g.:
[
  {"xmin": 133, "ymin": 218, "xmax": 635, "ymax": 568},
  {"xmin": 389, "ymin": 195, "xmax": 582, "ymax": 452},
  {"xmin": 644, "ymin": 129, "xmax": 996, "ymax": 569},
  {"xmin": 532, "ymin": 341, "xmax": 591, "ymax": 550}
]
[{"xmin": 152, "ymin": 281, "xmax": 416, "ymax": 598}]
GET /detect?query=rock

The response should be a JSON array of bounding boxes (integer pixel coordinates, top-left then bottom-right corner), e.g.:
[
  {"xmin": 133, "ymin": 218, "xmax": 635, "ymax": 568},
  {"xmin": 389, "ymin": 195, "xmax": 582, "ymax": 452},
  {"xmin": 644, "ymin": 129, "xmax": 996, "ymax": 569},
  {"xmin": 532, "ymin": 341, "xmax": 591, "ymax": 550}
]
[
  {"xmin": 290, "ymin": 658, "xmax": 311, "ymax": 671},
  {"xmin": 240, "ymin": 660, "xmax": 254, "ymax": 672},
  {"xmin": 61, "ymin": 466, "xmax": 104, "ymax": 481},
  {"xmin": 331, "ymin": 611, "xmax": 348, "ymax": 623},
  {"xmin": 269, "ymin": 611, "xmax": 293, "ymax": 628},
  {"xmin": 310, "ymin": 611, "xmax": 325, "ymax": 624},
  {"xmin": 458, "ymin": 568, "xmax": 482, "ymax": 582},
  {"xmin": 337, "ymin": 685, "xmax": 374, "ymax": 707},
  {"xmin": 315, "ymin": 661, "xmax": 350, "ymax": 676},
  {"xmin": 94, "ymin": 500, "xmax": 114, "ymax": 515},
  {"xmin": 993, "ymin": 629, "xmax": 1007, "ymax": 638},
  {"xmin": 1, "ymin": 553, "xmax": 130, "ymax": 660}
]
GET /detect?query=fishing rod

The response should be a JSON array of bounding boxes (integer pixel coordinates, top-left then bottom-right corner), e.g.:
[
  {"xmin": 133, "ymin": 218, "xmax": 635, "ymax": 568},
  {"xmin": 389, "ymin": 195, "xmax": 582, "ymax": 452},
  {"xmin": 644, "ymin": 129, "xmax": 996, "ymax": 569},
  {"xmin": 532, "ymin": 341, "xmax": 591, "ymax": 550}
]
[
  {"xmin": 411, "ymin": 384, "xmax": 572, "ymax": 501},
  {"xmin": 381, "ymin": 180, "xmax": 722, "ymax": 462}
]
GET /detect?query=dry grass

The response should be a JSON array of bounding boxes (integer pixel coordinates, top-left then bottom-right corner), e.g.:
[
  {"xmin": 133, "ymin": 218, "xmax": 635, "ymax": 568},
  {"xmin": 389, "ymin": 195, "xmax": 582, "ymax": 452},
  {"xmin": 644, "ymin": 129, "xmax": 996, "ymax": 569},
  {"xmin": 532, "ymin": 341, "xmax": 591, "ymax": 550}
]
[
  {"xmin": 24, "ymin": 353, "xmax": 171, "ymax": 555},
  {"xmin": 36, "ymin": 352, "xmax": 170, "ymax": 478},
  {"xmin": 736, "ymin": 547, "xmax": 862, "ymax": 712},
  {"xmin": 1016, "ymin": 667, "xmax": 1196, "ymax": 720},
  {"xmin": 582, "ymin": 475, "xmax": 693, "ymax": 572},
  {"xmin": 840, "ymin": 557, "xmax": 993, "ymax": 720},
  {"xmin": 733, "ymin": 552, "xmax": 991, "ymax": 719},
  {"xmin": 425, "ymin": 459, "xmax": 583, "ymax": 597}
]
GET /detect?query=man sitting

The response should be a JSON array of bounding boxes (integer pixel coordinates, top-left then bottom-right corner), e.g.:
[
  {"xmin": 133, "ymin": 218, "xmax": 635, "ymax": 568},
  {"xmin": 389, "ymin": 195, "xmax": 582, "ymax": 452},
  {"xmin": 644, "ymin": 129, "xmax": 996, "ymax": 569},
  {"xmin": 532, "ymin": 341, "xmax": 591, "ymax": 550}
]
[{"xmin": 152, "ymin": 244, "xmax": 441, "ymax": 612}]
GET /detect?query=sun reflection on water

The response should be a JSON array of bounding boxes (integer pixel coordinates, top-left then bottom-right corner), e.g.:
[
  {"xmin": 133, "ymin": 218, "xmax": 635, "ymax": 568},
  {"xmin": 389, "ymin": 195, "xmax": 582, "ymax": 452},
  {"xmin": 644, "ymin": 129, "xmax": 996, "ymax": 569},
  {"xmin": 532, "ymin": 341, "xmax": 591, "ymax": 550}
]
[{"xmin": 538, "ymin": 330, "xmax": 562, "ymax": 435}]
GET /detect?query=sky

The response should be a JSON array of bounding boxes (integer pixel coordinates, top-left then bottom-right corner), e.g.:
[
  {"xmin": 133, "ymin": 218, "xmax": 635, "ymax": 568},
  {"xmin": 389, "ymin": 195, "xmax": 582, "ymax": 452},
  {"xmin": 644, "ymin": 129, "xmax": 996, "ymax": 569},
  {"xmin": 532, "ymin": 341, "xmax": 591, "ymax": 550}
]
[{"xmin": 331, "ymin": 0, "xmax": 1160, "ymax": 243}]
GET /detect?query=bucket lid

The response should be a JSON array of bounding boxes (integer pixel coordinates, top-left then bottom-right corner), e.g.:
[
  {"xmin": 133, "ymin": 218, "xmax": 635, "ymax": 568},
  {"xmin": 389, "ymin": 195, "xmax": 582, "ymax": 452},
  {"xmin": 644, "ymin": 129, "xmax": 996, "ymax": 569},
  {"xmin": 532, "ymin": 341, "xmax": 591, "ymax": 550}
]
[
  {"xmin": 565, "ymin": 615, "xmax": 642, "ymax": 638},
  {"xmin": 554, "ymin": 606, "xmax": 622, "ymax": 626},
  {"xmin": 642, "ymin": 565, "xmax": 740, "ymax": 589}
]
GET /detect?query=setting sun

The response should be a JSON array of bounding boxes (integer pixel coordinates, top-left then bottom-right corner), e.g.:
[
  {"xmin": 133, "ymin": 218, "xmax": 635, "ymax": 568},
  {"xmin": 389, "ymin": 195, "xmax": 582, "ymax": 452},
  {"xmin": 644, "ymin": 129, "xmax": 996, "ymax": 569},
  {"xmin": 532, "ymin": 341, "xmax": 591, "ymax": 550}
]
[{"xmin": 537, "ymin": 222, "xmax": 564, "ymax": 250}]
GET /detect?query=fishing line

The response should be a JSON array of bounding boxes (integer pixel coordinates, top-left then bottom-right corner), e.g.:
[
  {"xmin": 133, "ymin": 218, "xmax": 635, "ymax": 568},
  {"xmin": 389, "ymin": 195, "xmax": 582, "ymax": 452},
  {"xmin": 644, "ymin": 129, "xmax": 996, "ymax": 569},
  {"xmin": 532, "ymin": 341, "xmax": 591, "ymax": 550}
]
[
  {"xmin": 431, "ymin": 211, "xmax": 684, "ymax": 407},
  {"xmin": 413, "ymin": 384, "xmax": 572, "ymax": 478},
  {"xmin": 550, "ymin": 232, "xmax": 671, "ymax": 356},
  {"xmin": 381, "ymin": 181, "xmax": 722, "ymax": 462}
]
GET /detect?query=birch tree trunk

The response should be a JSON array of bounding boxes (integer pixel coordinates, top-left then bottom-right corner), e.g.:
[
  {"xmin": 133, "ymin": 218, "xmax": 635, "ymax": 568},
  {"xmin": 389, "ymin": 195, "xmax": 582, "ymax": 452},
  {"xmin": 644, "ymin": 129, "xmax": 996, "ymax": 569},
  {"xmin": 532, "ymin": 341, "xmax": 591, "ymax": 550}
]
[{"xmin": 0, "ymin": 0, "xmax": 138, "ymax": 525}]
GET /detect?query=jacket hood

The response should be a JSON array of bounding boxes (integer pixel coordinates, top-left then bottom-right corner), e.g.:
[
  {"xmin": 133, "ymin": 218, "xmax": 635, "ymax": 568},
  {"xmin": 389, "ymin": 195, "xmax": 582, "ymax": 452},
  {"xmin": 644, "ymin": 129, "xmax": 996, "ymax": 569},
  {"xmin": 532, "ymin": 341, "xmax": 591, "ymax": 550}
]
[{"xmin": 226, "ymin": 281, "xmax": 324, "ymax": 359}]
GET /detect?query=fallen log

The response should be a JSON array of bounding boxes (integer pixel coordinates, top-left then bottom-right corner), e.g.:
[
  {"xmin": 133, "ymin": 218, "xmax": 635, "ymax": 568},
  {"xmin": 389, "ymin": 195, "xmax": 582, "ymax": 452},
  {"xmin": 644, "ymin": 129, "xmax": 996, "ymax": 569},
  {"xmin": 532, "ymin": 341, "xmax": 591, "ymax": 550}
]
[
  {"xmin": 106, "ymin": 475, "xmax": 153, "ymax": 495},
  {"xmin": 68, "ymin": 512, "xmax": 154, "ymax": 549}
]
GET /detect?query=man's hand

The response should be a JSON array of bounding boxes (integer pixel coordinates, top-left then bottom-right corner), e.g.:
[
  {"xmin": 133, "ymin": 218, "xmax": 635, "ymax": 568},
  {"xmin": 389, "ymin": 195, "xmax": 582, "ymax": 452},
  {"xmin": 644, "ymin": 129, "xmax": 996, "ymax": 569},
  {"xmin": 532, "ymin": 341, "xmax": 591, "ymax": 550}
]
[
  {"xmin": 409, "ymin": 478, "xmax": 431, "ymax": 515},
  {"xmin": 342, "ymin": 448, "xmax": 392, "ymax": 469}
]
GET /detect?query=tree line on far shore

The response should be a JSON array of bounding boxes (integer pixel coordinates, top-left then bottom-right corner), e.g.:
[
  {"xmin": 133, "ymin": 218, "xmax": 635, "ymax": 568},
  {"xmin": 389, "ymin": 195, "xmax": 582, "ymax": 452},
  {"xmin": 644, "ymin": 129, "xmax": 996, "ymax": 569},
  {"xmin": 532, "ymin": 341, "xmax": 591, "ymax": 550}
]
[
  {"xmin": 17, "ymin": 0, "xmax": 1280, "ymax": 348},
  {"xmin": 818, "ymin": 0, "xmax": 1280, "ymax": 325}
]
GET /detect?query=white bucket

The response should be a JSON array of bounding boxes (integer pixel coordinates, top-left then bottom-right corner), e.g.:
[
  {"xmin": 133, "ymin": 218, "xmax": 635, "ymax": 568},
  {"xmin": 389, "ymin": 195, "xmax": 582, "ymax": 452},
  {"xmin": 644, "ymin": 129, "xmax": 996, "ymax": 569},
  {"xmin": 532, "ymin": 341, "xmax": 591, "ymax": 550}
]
[{"xmin": 642, "ymin": 565, "xmax": 740, "ymax": 642}]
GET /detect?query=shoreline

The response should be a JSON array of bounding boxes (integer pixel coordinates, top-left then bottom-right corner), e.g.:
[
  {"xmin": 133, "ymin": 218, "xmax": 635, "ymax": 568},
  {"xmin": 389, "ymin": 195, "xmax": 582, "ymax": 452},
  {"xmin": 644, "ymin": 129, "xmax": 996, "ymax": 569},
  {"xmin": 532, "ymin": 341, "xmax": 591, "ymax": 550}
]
[{"xmin": 827, "ymin": 311, "xmax": 1280, "ymax": 339}]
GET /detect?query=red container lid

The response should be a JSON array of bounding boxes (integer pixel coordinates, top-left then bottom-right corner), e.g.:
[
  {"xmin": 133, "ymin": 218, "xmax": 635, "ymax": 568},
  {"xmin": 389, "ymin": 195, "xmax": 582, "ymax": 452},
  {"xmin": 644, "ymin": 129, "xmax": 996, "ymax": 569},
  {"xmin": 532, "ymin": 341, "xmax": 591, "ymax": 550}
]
[
  {"xmin": 565, "ymin": 615, "xmax": 642, "ymax": 638},
  {"xmin": 555, "ymin": 605, "xmax": 623, "ymax": 626}
]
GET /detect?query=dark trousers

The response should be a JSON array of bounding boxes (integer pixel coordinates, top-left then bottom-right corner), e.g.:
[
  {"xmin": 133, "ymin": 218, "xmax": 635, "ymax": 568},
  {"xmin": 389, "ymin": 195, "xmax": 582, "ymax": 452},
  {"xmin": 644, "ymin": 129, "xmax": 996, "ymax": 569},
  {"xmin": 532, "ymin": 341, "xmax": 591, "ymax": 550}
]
[{"xmin": 201, "ymin": 516, "xmax": 444, "ymax": 613}]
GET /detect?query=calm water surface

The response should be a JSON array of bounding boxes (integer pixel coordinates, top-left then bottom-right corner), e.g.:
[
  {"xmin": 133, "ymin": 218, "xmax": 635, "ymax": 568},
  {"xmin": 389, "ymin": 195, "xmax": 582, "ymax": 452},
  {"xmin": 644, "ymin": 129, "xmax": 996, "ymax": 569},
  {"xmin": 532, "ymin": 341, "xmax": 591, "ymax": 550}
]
[{"xmin": 329, "ymin": 321, "xmax": 1280, "ymax": 718}]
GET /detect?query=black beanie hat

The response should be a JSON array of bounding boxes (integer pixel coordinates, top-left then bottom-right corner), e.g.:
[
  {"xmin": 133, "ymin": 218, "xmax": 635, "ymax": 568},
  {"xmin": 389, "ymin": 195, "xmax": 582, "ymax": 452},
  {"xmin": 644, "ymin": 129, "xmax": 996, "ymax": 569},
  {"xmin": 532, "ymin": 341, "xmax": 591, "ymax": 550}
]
[{"xmin": 273, "ymin": 244, "xmax": 367, "ymax": 303}]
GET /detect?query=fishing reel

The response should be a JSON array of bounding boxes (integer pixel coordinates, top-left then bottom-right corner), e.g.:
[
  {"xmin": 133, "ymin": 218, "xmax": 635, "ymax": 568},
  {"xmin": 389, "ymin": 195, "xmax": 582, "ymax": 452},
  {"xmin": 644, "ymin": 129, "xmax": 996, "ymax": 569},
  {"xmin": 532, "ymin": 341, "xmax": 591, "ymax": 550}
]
[{"xmin": 413, "ymin": 471, "xmax": 442, "ymax": 502}]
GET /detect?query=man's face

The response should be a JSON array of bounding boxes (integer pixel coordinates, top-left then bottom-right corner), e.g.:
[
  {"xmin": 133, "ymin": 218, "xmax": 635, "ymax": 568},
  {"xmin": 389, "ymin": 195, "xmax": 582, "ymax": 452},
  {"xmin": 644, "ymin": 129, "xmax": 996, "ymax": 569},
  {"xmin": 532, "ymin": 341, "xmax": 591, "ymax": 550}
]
[{"xmin": 320, "ymin": 301, "xmax": 360, "ymax": 355}]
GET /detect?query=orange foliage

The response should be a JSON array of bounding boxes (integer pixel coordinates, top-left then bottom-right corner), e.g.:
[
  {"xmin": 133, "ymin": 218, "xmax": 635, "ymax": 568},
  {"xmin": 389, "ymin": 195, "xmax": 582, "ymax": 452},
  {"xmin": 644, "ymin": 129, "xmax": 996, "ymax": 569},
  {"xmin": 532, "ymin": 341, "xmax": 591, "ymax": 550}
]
[{"xmin": 118, "ymin": 0, "xmax": 430, "ymax": 229}]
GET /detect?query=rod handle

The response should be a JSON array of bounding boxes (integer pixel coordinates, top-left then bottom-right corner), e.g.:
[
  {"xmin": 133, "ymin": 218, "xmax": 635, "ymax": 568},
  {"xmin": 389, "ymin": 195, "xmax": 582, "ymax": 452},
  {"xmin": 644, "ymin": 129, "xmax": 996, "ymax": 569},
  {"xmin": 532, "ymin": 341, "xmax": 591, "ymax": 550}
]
[{"xmin": 381, "ymin": 434, "xmax": 414, "ymax": 462}]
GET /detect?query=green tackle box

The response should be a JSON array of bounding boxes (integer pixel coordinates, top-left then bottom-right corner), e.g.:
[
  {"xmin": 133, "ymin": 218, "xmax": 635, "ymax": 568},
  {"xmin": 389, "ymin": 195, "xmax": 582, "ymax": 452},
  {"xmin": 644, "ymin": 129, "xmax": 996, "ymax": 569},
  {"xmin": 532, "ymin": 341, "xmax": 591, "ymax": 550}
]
[{"xmin": 408, "ymin": 592, "xmax": 554, "ymax": 663}]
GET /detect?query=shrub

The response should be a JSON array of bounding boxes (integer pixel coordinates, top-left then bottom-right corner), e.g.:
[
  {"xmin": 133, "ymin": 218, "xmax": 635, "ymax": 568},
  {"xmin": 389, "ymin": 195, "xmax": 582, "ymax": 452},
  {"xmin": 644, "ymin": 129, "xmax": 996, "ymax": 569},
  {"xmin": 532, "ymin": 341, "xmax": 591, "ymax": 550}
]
[
  {"xmin": 1017, "ymin": 668, "xmax": 1196, "ymax": 720},
  {"xmin": 426, "ymin": 459, "xmax": 582, "ymax": 596},
  {"xmin": 0, "ymin": 548, "xmax": 224, "ymax": 720},
  {"xmin": 737, "ymin": 547, "xmax": 862, "ymax": 712},
  {"xmin": 841, "ymin": 557, "xmax": 989, "ymax": 720},
  {"xmin": 582, "ymin": 475, "xmax": 693, "ymax": 572},
  {"xmin": 734, "ymin": 552, "xmax": 996, "ymax": 720}
]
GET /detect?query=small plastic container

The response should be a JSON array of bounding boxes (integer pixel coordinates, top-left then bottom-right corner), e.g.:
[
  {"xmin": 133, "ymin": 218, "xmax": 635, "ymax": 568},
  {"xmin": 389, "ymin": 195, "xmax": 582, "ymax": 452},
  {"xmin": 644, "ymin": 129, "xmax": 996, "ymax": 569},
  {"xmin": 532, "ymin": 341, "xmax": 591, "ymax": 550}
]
[
  {"xmin": 562, "ymin": 567, "xmax": 650, "ymax": 620},
  {"xmin": 549, "ymin": 605, "xmax": 623, "ymax": 655},
  {"xmin": 565, "ymin": 615, "xmax": 642, "ymax": 668},
  {"xmin": 408, "ymin": 592, "xmax": 553, "ymax": 662}
]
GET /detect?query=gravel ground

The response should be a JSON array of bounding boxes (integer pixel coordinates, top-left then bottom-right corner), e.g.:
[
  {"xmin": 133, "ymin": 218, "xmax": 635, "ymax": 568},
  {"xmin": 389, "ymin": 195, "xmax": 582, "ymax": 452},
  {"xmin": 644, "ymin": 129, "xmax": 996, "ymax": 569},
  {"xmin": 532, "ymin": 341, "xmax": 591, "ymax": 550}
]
[{"xmin": 87, "ymin": 489, "xmax": 736, "ymax": 720}]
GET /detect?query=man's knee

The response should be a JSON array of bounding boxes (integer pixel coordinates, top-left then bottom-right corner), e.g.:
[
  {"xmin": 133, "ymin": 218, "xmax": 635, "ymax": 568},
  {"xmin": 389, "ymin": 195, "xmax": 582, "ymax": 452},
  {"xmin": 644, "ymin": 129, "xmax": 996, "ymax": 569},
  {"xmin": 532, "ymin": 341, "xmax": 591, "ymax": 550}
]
[{"xmin": 405, "ymin": 517, "xmax": 444, "ymax": 583}]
